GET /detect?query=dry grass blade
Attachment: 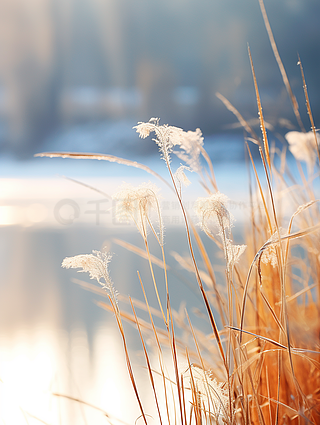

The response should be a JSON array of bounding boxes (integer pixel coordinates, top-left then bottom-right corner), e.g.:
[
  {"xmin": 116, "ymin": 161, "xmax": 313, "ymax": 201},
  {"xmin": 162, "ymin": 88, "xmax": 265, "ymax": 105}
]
[
  {"xmin": 130, "ymin": 297, "xmax": 163, "ymax": 425},
  {"xmin": 73, "ymin": 277, "xmax": 108, "ymax": 297},
  {"xmin": 216, "ymin": 92, "xmax": 260, "ymax": 144},
  {"xmin": 259, "ymin": 289, "xmax": 285, "ymax": 334},
  {"xmin": 52, "ymin": 393, "xmax": 129, "ymax": 425},
  {"xmin": 240, "ymin": 346, "xmax": 266, "ymax": 425},
  {"xmin": 143, "ymin": 238, "xmax": 167, "ymax": 326},
  {"xmin": 164, "ymin": 153, "xmax": 228, "ymax": 370},
  {"xmin": 73, "ymin": 277, "xmax": 164, "ymax": 318},
  {"xmin": 248, "ymin": 46, "xmax": 271, "ymax": 171},
  {"xmin": 189, "ymin": 220, "xmax": 227, "ymax": 326},
  {"xmin": 113, "ymin": 238, "xmax": 168, "ymax": 269},
  {"xmin": 137, "ymin": 272, "xmax": 172, "ymax": 425},
  {"xmin": 245, "ymin": 55, "xmax": 306, "ymax": 408},
  {"xmin": 97, "ymin": 299, "xmax": 202, "ymax": 361},
  {"xmin": 240, "ymin": 222, "xmax": 320, "ymax": 341},
  {"xmin": 167, "ymin": 297, "xmax": 185, "ymax": 425},
  {"xmin": 265, "ymin": 366, "xmax": 272, "ymax": 425},
  {"xmin": 180, "ymin": 374, "xmax": 187, "ymax": 425},
  {"xmin": 97, "ymin": 300, "xmax": 168, "ymax": 339},
  {"xmin": 258, "ymin": 0, "xmax": 305, "ymax": 132},
  {"xmin": 246, "ymin": 141, "xmax": 272, "ymax": 233},
  {"xmin": 229, "ymin": 327, "xmax": 288, "ymax": 350},
  {"xmin": 61, "ymin": 175, "xmax": 111, "ymax": 198},
  {"xmin": 107, "ymin": 295, "xmax": 148, "ymax": 425},
  {"xmin": 35, "ymin": 151, "xmax": 170, "ymax": 187},
  {"xmin": 22, "ymin": 411, "xmax": 52, "ymax": 425},
  {"xmin": 199, "ymin": 145, "xmax": 218, "ymax": 191},
  {"xmin": 284, "ymin": 200, "xmax": 320, "ymax": 297},
  {"xmin": 186, "ymin": 350, "xmax": 202, "ymax": 425},
  {"xmin": 186, "ymin": 310, "xmax": 231, "ymax": 424},
  {"xmin": 282, "ymin": 282, "xmax": 317, "ymax": 304},
  {"xmin": 229, "ymin": 327, "xmax": 320, "ymax": 357},
  {"xmin": 297, "ymin": 55, "xmax": 320, "ymax": 164},
  {"xmin": 260, "ymin": 396, "xmax": 299, "ymax": 417}
]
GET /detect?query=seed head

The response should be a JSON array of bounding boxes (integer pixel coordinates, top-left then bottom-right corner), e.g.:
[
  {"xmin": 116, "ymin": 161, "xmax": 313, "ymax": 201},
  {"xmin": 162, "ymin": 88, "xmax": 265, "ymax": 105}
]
[
  {"xmin": 188, "ymin": 366, "xmax": 230, "ymax": 424},
  {"xmin": 113, "ymin": 182, "xmax": 164, "ymax": 245},
  {"xmin": 195, "ymin": 192, "xmax": 246, "ymax": 267},
  {"xmin": 62, "ymin": 251, "xmax": 117, "ymax": 302},
  {"xmin": 195, "ymin": 192, "xmax": 232, "ymax": 238},
  {"xmin": 134, "ymin": 118, "xmax": 203, "ymax": 169},
  {"xmin": 285, "ymin": 131, "xmax": 319, "ymax": 173},
  {"xmin": 174, "ymin": 165, "xmax": 192, "ymax": 193}
]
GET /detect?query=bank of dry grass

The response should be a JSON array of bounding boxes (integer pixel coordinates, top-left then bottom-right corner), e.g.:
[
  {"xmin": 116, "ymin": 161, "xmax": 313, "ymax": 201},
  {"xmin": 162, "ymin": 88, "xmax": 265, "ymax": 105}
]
[{"xmin": 38, "ymin": 1, "xmax": 320, "ymax": 423}]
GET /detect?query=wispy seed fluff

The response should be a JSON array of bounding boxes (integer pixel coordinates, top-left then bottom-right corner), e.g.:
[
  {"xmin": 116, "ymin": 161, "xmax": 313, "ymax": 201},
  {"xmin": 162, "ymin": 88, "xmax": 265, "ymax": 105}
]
[
  {"xmin": 112, "ymin": 182, "xmax": 164, "ymax": 246},
  {"xmin": 188, "ymin": 366, "xmax": 230, "ymax": 424},
  {"xmin": 62, "ymin": 250, "xmax": 118, "ymax": 304},
  {"xmin": 260, "ymin": 227, "xmax": 286, "ymax": 268},
  {"xmin": 134, "ymin": 118, "xmax": 204, "ymax": 171},
  {"xmin": 174, "ymin": 164, "xmax": 192, "ymax": 195},
  {"xmin": 195, "ymin": 192, "xmax": 246, "ymax": 268},
  {"xmin": 285, "ymin": 131, "xmax": 319, "ymax": 173}
]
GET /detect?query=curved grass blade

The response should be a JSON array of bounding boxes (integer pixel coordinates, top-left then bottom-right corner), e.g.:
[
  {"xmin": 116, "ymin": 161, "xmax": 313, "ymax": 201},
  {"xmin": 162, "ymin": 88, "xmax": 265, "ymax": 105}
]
[{"xmin": 35, "ymin": 151, "xmax": 171, "ymax": 188}]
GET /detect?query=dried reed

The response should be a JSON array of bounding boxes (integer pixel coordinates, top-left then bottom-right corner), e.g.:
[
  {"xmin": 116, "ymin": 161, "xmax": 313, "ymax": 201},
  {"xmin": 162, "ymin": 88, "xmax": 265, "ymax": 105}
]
[{"xmin": 39, "ymin": 1, "xmax": 320, "ymax": 423}]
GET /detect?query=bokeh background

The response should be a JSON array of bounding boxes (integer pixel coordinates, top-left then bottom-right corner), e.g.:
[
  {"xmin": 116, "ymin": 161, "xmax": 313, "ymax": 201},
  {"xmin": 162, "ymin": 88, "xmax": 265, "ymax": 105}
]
[
  {"xmin": 0, "ymin": 0, "xmax": 318, "ymax": 159},
  {"xmin": 0, "ymin": 1, "xmax": 319, "ymax": 424}
]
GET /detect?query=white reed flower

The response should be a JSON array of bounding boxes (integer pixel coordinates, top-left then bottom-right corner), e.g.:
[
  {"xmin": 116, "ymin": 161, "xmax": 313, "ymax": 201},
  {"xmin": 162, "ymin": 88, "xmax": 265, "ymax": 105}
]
[
  {"xmin": 112, "ymin": 182, "xmax": 164, "ymax": 245},
  {"xmin": 195, "ymin": 192, "xmax": 246, "ymax": 267},
  {"xmin": 173, "ymin": 127, "xmax": 204, "ymax": 172},
  {"xmin": 134, "ymin": 118, "xmax": 203, "ymax": 168},
  {"xmin": 261, "ymin": 245, "xmax": 278, "ymax": 268},
  {"xmin": 226, "ymin": 239, "xmax": 247, "ymax": 267},
  {"xmin": 260, "ymin": 228, "xmax": 285, "ymax": 268},
  {"xmin": 174, "ymin": 165, "xmax": 192, "ymax": 191},
  {"xmin": 188, "ymin": 366, "xmax": 230, "ymax": 424},
  {"xmin": 62, "ymin": 250, "xmax": 118, "ymax": 303},
  {"xmin": 195, "ymin": 192, "xmax": 233, "ymax": 239},
  {"xmin": 285, "ymin": 131, "xmax": 319, "ymax": 172},
  {"xmin": 134, "ymin": 117, "xmax": 160, "ymax": 138}
]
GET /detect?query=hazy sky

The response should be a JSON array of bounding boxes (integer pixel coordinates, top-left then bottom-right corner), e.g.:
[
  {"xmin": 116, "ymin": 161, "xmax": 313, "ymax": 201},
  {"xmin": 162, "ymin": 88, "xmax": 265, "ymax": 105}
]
[{"xmin": 0, "ymin": 0, "xmax": 319, "ymax": 156}]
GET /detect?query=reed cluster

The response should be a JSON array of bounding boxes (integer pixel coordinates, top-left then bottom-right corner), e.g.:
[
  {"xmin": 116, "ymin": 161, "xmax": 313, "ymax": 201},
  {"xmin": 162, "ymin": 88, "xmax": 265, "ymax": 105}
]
[
  {"xmin": 59, "ymin": 114, "xmax": 320, "ymax": 424},
  {"xmin": 38, "ymin": 1, "xmax": 320, "ymax": 423}
]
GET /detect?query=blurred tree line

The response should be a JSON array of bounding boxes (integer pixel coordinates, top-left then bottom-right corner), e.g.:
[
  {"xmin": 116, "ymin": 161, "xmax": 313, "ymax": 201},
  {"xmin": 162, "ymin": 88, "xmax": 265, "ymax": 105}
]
[{"xmin": 0, "ymin": 0, "xmax": 318, "ymax": 157}]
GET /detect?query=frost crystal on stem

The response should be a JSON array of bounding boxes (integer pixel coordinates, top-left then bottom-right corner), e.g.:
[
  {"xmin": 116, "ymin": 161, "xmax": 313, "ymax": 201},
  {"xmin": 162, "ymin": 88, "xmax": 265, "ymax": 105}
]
[
  {"xmin": 188, "ymin": 366, "xmax": 230, "ymax": 424},
  {"xmin": 195, "ymin": 192, "xmax": 246, "ymax": 268},
  {"xmin": 260, "ymin": 227, "xmax": 286, "ymax": 268},
  {"xmin": 62, "ymin": 251, "xmax": 118, "ymax": 304},
  {"xmin": 134, "ymin": 118, "xmax": 204, "ymax": 170},
  {"xmin": 285, "ymin": 131, "xmax": 319, "ymax": 173},
  {"xmin": 174, "ymin": 164, "xmax": 192, "ymax": 195},
  {"xmin": 112, "ymin": 182, "xmax": 164, "ymax": 245}
]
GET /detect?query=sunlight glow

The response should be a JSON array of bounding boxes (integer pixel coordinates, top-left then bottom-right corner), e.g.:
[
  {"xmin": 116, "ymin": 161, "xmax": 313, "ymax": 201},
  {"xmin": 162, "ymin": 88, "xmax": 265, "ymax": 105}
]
[
  {"xmin": 0, "ymin": 325, "xmax": 140, "ymax": 425},
  {"xmin": 0, "ymin": 205, "xmax": 21, "ymax": 226}
]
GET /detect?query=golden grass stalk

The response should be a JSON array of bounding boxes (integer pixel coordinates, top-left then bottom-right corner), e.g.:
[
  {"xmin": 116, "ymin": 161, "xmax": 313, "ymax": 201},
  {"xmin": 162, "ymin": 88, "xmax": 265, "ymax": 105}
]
[
  {"xmin": 43, "ymin": 5, "xmax": 320, "ymax": 423},
  {"xmin": 297, "ymin": 55, "xmax": 320, "ymax": 165},
  {"xmin": 257, "ymin": 0, "xmax": 305, "ymax": 132},
  {"xmin": 51, "ymin": 109, "xmax": 320, "ymax": 423}
]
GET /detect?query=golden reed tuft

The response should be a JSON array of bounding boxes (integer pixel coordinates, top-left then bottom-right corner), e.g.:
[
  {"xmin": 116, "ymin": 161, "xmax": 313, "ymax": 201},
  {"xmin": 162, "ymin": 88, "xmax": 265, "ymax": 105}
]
[{"xmin": 40, "ymin": 1, "xmax": 320, "ymax": 422}]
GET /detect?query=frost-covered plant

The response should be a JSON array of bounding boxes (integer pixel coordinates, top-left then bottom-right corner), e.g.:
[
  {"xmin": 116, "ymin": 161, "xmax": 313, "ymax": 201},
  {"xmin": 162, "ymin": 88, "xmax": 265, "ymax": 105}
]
[
  {"xmin": 38, "ymin": 2, "xmax": 320, "ymax": 423},
  {"xmin": 134, "ymin": 117, "xmax": 204, "ymax": 171},
  {"xmin": 285, "ymin": 130, "xmax": 320, "ymax": 173},
  {"xmin": 174, "ymin": 164, "xmax": 192, "ymax": 196},
  {"xmin": 113, "ymin": 182, "xmax": 168, "ymax": 324},
  {"xmin": 112, "ymin": 182, "xmax": 164, "ymax": 246},
  {"xmin": 188, "ymin": 366, "xmax": 230, "ymax": 425},
  {"xmin": 62, "ymin": 250, "xmax": 118, "ymax": 306},
  {"xmin": 260, "ymin": 228, "xmax": 286, "ymax": 268},
  {"xmin": 195, "ymin": 192, "xmax": 246, "ymax": 269}
]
